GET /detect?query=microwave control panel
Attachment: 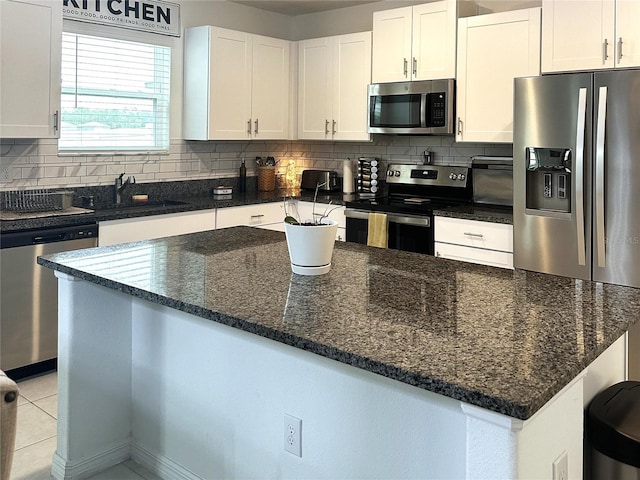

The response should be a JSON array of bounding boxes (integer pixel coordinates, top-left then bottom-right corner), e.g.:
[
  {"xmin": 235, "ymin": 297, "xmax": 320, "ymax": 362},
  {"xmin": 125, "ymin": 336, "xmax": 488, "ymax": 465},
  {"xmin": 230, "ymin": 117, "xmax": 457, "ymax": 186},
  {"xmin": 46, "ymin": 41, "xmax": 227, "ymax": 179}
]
[{"xmin": 426, "ymin": 92, "xmax": 446, "ymax": 127}]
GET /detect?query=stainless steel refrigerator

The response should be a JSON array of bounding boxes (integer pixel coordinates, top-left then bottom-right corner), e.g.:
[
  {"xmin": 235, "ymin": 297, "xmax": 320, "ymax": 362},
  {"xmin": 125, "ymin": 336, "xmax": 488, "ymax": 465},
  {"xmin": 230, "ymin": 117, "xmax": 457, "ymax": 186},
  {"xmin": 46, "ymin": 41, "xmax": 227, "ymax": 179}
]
[{"xmin": 513, "ymin": 70, "xmax": 640, "ymax": 289}]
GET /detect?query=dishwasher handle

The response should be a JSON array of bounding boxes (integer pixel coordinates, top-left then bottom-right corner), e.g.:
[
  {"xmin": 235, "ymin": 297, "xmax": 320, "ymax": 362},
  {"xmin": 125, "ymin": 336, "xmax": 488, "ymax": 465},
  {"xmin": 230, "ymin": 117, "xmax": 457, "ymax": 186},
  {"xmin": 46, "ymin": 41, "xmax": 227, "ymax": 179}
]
[{"xmin": 33, "ymin": 233, "xmax": 68, "ymax": 244}]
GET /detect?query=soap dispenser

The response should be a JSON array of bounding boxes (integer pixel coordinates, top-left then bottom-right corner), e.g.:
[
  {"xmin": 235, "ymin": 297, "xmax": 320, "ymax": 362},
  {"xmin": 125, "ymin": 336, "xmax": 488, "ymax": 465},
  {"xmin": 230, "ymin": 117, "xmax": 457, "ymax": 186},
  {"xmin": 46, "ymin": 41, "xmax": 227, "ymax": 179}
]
[{"xmin": 239, "ymin": 158, "xmax": 247, "ymax": 193}]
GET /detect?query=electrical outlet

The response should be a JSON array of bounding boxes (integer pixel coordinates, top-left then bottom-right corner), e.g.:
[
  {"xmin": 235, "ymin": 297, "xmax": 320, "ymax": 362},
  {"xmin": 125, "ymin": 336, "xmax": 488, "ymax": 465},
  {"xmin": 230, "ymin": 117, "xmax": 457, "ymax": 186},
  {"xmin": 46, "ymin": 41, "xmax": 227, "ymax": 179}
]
[
  {"xmin": 284, "ymin": 414, "xmax": 302, "ymax": 457},
  {"xmin": 552, "ymin": 452, "xmax": 568, "ymax": 480}
]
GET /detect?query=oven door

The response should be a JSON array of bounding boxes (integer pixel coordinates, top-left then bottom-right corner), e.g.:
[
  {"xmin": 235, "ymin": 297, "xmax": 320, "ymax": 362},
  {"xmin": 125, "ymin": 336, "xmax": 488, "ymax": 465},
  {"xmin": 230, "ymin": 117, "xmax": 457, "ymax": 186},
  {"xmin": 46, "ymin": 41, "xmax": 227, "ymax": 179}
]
[{"xmin": 345, "ymin": 209, "xmax": 434, "ymax": 255}]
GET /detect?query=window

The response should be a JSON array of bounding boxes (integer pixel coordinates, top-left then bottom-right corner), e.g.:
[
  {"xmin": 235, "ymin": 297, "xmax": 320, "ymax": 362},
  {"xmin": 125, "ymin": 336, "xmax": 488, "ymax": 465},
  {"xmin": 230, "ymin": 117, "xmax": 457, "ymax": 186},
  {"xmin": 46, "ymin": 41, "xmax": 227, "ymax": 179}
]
[{"xmin": 59, "ymin": 33, "xmax": 171, "ymax": 152}]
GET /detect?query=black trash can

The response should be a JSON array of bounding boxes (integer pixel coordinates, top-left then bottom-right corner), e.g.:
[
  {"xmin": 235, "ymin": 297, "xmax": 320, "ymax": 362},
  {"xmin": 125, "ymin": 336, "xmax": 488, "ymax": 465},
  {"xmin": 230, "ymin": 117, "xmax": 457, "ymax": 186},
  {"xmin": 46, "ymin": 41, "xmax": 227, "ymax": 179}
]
[{"xmin": 586, "ymin": 381, "xmax": 640, "ymax": 479}]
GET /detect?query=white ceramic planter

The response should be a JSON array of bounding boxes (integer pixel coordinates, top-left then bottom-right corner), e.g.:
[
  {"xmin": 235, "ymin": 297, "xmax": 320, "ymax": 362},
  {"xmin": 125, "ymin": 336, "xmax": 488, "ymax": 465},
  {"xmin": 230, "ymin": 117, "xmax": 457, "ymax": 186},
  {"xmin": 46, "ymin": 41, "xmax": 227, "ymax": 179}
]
[{"xmin": 284, "ymin": 219, "xmax": 338, "ymax": 275}]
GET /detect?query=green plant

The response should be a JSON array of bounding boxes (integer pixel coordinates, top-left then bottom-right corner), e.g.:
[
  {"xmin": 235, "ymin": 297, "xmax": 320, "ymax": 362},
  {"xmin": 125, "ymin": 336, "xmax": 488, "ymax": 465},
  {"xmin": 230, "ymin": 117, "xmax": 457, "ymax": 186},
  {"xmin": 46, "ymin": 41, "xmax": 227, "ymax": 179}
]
[{"xmin": 284, "ymin": 182, "xmax": 343, "ymax": 226}]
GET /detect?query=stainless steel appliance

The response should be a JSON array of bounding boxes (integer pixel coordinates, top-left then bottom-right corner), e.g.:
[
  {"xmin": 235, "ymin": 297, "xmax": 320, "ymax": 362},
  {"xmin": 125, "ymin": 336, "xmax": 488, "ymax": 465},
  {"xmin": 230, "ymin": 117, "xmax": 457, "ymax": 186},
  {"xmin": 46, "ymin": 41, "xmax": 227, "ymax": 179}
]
[
  {"xmin": 471, "ymin": 156, "xmax": 513, "ymax": 207},
  {"xmin": 367, "ymin": 79, "xmax": 455, "ymax": 135},
  {"xmin": 300, "ymin": 170, "xmax": 339, "ymax": 191},
  {"xmin": 345, "ymin": 163, "xmax": 472, "ymax": 254},
  {"xmin": 1, "ymin": 223, "xmax": 98, "ymax": 378},
  {"xmin": 513, "ymin": 70, "xmax": 640, "ymax": 289}
]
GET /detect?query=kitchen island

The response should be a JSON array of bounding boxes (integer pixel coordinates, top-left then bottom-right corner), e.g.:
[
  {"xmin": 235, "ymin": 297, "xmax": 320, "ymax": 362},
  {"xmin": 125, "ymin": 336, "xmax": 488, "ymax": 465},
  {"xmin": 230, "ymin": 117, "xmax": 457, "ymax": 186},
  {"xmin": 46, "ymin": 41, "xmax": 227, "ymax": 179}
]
[{"xmin": 38, "ymin": 227, "xmax": 640, "ymax": 479}]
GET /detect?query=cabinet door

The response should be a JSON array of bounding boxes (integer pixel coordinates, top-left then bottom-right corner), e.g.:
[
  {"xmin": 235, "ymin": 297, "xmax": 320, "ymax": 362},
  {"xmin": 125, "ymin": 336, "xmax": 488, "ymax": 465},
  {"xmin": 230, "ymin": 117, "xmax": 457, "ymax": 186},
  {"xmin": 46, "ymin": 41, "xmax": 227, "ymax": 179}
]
[
  {"xmin": 332, "ymin": 32, "xmax": 371, "ymax": 142},
  {"xmin": 298, "ymin": 38, "xmax": 332, "ymax": 140},
  {"xmin": 615, "ymin": 0, "xmax": 640, "ymax": 68},
  {"xmin": 209, "ymin": 28, "xmax": 253, "ymax": 139},
  {"xmin": 98, "ymin": 210, "xmax": 216, "ymax": 246},
  {"xmin": 457, "ymin": 8, "xmax": 541, "ymax": 143},
  {"xmin": 411, "ymin": 1, "xmax": 456, "ymax": 80},
  {"xmin": 372, "ymin": 7, "xmax": 412, "ymax": 83},
  {"xmin": 251, "ymin": 35, "xmax": 290, "ymax": 139},
  {"xmin": 0, "ymin": 0, "xmax": 60, "ymax": 138},
  {"xmin": 541, "ymin": 0, "xmax": 614, "ymax": 72}
]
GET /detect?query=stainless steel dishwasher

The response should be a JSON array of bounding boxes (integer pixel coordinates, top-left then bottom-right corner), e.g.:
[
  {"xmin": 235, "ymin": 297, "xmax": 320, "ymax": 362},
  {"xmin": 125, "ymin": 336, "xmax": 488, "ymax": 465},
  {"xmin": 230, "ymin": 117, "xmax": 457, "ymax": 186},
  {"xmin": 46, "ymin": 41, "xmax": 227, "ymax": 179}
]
[{"xmin": 1, "ymin": 223, "xmax": 98, "ymax": 378}]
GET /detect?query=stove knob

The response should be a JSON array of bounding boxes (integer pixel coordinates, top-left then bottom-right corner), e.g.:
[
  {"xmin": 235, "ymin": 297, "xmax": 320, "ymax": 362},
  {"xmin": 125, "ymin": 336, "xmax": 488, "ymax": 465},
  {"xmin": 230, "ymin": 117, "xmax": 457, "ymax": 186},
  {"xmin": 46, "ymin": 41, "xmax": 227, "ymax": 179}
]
[
  {"xmin": 449, "ymin": 173, "xmax": 457, "ymax": 180},
  {"xmin": 386, "ymin": 170, "xmax": 393, "ymax": 177},
  {"xmin": 457, "ymin": 173, "xmax": 466, "ymax": 181},
  {"xmin": 394, "ymin": 170, "xmax": 401, "ymax": 177}
]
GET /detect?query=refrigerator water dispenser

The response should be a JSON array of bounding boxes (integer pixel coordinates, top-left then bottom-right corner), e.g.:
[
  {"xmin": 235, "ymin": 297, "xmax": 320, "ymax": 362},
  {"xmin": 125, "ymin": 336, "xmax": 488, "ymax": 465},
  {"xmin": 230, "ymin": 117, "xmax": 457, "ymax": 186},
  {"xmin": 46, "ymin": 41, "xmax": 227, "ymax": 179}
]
[{"xmin": 525, "ymin": 147, "xmax": 572, "ymax": 213}]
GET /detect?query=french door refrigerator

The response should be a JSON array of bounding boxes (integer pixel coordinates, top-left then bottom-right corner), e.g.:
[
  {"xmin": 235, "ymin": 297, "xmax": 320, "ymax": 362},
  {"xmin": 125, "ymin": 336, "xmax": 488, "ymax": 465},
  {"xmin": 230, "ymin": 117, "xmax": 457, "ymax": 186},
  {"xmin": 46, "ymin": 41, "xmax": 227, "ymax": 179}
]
[{"xmin": 513, "ymin": 70, "xmax": 640, "ymax": 289}]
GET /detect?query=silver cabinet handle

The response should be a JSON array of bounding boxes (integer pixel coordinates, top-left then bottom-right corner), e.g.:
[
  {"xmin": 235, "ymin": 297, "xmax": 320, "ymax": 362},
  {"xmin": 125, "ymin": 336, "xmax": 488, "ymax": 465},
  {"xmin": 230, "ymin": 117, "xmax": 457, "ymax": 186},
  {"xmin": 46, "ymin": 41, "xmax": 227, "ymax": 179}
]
[
  {"xmin": 595, "ymin": 86, "xmax": 607, "ymax": 268},
  {"xmin": 412, "ymin": 57, "xmax": 417, "ymax": 77},
  {"xmin": 618, "ymin": 37, "xmax": 623, "ymax": 62},
  {"xmin": 575, "ymin": 87, "xmax": 588, "ymax": 266},
  {"xmin": 53, "ymin": 110, "xmax": 59, "ymax": 132},
  {"xmin": 332, "ymin": 120, "xmax": 336, "ymax": 135},
  {"xmin": 603, "ymin": 38, "xmax": 609, "ymax": 64},
  {"xmin": 247, "ymin": 119, "xmax": 252, "ymax": 135},
  {"xmin": 250, "ymin": 214, "xmax": 265, "ymax": 219},
  {"xmin": 463, "ymin": 232, "xmax": 484, "ymax": 238},
  {"xmin": 457, "ymin": 117, "xmax": 463, "ymax": 136},
  {"xmin": 325, "ymin": 119, "xmax": 330, "ymax": 135},
  {"xmin": 254, "ymin": 119, "xmax": 259, "ymax": 135},
  {"xmin": 403, "ymin": 58, "xmax": 408, "ymax": 77}
]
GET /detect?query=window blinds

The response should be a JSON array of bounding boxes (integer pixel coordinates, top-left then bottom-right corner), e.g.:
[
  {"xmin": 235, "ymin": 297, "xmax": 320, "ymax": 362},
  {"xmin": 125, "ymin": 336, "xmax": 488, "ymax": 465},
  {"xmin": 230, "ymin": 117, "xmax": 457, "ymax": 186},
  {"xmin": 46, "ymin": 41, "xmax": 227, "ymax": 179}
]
[{"xmin": 59, "ymin": 32, "xmax": 171, "ymax": 152}]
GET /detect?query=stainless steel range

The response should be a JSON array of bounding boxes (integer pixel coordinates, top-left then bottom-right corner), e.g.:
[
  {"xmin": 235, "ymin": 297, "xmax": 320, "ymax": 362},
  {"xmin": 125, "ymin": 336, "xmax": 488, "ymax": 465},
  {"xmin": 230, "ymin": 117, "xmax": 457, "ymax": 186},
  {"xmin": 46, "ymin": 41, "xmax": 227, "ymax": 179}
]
[{"xmin": 345, "ymin": 164, "xmax": 472, "ymax": 254}]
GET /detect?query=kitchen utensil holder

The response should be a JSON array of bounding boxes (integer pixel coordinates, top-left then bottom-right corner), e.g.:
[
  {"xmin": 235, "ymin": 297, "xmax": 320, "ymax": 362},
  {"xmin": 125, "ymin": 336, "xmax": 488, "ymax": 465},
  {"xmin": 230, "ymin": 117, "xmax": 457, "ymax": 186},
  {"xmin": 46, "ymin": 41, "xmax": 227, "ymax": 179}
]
[{"xmin": 257, "ymin": 166, "xmax": 276, "ymax": 191}]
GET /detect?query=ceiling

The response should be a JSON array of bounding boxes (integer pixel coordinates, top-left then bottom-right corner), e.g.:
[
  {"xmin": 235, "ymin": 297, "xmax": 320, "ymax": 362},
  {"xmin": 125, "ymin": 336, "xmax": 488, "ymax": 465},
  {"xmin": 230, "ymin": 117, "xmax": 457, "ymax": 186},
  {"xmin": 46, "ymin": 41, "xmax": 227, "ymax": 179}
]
[
  {"xmin": 229, "ymin": 0, "xmax": 382, "ymax": 16},
  {"xmin": 229, "ymin": 0, "xmax": 541, "ymax": 16}
]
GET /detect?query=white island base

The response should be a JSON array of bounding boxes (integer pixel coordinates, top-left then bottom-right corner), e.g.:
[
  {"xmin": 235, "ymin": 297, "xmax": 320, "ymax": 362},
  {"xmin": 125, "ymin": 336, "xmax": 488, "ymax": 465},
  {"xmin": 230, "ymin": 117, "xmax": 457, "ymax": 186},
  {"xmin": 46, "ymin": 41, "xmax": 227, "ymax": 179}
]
[{"xmin": 52, "ymin": 273, "xmax": 627, "ymax": 480}]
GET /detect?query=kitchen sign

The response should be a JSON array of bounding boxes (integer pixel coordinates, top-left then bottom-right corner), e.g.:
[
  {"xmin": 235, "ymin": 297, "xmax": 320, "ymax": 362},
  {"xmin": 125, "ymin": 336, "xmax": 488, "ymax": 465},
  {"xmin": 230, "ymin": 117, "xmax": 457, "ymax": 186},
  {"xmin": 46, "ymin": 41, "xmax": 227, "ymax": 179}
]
[{"xmin": 63, "ymin": 0, "xmax": 181, "ymax": 37}]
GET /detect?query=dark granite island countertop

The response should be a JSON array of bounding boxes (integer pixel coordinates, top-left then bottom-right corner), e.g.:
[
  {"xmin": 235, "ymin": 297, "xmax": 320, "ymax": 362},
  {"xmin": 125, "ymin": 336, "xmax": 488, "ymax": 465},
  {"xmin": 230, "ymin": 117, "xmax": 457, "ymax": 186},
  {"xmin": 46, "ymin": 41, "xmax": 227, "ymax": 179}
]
[{"xmin": 38, "ymin": 227, "xmax": 639, "ymax": 421}]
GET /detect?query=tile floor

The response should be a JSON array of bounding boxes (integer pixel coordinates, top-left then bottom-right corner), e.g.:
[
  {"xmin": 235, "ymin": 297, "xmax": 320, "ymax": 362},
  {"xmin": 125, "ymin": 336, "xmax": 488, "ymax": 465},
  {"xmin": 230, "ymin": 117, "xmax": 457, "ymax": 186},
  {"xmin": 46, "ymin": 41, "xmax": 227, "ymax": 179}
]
[{"xmin": 12, "ymin": 371, "xmax": 160, "ymax": 480}]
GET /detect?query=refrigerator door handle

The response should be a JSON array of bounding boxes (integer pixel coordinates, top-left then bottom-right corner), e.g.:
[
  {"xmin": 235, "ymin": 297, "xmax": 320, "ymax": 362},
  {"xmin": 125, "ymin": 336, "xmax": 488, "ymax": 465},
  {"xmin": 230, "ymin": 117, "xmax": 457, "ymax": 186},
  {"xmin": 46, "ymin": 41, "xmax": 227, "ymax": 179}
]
[
  {"xmin": 595, "ymin": 86, "xmax": 608, "ymax": 268},
  {"xmin": 575, "ymin": 87, "xmax": 587, "ymax": 266}
]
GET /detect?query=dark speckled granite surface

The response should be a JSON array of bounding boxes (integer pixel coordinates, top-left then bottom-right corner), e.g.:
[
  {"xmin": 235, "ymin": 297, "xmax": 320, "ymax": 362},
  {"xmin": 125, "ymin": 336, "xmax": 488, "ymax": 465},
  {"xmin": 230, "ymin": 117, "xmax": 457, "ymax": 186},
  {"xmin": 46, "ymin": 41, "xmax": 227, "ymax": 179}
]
[
  {"xmin": 38, "ymin": 226, "xmax": 640, "ymax": 420},
  {"xmin": 434, "ymin": 204, "xmax": 513, "ymax": 224},
  {"xmin": 1, "ymin": 188, "xmax": 351, "ymax": 233}
]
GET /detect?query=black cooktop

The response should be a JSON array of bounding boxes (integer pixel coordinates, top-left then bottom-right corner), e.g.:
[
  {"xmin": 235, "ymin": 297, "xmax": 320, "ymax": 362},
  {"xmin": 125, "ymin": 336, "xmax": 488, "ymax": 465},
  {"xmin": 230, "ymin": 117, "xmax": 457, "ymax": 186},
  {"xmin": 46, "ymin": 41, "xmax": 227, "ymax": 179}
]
[{"xmin": 345, "ymin": 196, "xmax": 469, "ymax": 216}]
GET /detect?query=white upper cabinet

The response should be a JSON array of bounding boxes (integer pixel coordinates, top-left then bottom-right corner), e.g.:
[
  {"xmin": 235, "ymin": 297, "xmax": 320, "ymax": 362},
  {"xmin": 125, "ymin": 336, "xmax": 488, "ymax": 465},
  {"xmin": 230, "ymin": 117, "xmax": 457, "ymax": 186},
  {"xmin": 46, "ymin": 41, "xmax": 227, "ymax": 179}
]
[
  {"xmin": 372, "ymin": 0, "xmax": 457, "ymax": 82},
  {"xmin": 183, "ymin": 26, "xmax": 290, "ymax": 140},
  {"xmin": 456, "ymin": 8, "xmax": 541, "ymax": 143},
  {"xmin": 542, "ymin": 0, "xmax": 640, "ymax": 72},
  {"xmin": 0, "ymin": 0, "xmax": 61, "ymax": 138},
  {"xmin": 298, "ymin": 32, "xmax": 371, "ymax": 141}
]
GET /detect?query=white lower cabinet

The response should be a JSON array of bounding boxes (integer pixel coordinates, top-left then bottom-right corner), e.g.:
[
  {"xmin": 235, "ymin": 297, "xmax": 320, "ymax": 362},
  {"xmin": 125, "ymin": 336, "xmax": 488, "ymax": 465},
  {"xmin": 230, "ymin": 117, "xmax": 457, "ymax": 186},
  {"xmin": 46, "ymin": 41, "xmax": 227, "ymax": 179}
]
[
  {"xmin": 434, "ymin": 216, "xmax": 514, "ymax": 269},
  {"xmin": 216, "ymin": 202, "xmax": 286, "ymax": 232},
  {"xmin": 98, "ymin": 210, "xmax": 216, "ymax": 246}
]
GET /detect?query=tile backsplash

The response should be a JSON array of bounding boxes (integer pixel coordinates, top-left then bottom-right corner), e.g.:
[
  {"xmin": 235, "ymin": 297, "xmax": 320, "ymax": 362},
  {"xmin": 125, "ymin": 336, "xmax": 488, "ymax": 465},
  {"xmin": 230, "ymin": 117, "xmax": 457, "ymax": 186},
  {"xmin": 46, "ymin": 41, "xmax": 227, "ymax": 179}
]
[{"xmin": 0, "ymin": 135, "xmax": 513, "ymax": 190}]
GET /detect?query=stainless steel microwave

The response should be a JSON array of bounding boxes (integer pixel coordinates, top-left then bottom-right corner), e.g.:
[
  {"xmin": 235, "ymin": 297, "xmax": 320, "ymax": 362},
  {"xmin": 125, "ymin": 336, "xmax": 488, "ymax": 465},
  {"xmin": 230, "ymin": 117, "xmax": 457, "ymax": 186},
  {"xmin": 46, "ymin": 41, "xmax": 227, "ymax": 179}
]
[{"xmin": 367, "ymin": 79, "xmax": 455, "ymax": 135}]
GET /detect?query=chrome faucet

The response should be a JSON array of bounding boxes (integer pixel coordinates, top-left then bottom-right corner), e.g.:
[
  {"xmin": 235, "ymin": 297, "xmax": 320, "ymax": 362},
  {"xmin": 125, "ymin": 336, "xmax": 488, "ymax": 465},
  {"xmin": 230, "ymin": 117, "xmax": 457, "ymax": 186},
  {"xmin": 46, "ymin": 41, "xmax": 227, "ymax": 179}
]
[{"xmin": 115, "ymin": 172, "xmax": 135, "ymax": 205}]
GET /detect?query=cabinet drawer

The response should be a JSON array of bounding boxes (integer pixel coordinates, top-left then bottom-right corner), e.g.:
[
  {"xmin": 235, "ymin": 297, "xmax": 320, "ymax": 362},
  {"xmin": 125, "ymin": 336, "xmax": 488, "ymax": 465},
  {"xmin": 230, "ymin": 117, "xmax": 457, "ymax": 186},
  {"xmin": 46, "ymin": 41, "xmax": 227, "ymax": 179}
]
[
  {"xmin": 216, "ymin": 203, "xmax": 284, "ymax": 229},
  {"xmin": 434, "ymin": 217, "xmax": 513, "ymax": 252},
  {"xmin": 435, "ymin": 242, "xmax": 514, "ymax": 269}
]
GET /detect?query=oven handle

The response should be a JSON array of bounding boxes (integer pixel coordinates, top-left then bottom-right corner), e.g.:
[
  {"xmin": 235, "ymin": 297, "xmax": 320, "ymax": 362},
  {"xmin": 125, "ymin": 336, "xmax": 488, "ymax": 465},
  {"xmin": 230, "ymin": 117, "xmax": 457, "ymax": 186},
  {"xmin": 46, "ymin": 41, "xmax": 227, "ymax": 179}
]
[{"xmin": 344, "ymin": 209, "xmax": 431, "ymax": 227}]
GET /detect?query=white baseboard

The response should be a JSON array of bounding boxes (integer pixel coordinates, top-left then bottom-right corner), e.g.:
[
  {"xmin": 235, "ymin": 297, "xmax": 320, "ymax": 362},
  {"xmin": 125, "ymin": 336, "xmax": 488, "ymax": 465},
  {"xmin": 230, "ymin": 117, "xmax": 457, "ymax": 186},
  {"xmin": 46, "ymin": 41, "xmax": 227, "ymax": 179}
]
[
  {"xmin": 131, "ymin": 442, "xmax": 203, "ymax": 480},
  {"xmin": 50, "ymin": 439, "xmax": 131, "ymax": 480}
]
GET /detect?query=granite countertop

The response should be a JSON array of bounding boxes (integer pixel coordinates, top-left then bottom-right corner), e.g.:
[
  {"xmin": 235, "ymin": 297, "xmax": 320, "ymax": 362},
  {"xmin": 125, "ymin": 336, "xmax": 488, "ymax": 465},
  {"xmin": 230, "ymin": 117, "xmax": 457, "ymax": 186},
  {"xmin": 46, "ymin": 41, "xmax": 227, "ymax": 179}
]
[
  {"xmin": 0, "ymin": 189, "xmax": 350, "ymax": 233},
  {"xmin": 434, "ymin": 204, "xmax": 514, "ymax": 225},
  {"xmin": 38, "ymin": 227, "xmax": 640, "ymax": 420}
]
